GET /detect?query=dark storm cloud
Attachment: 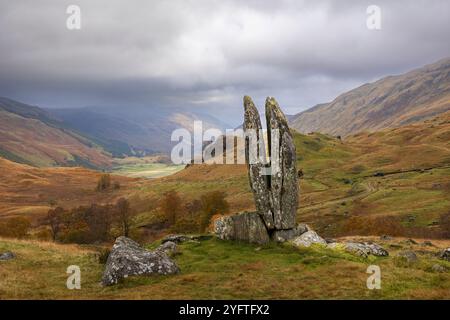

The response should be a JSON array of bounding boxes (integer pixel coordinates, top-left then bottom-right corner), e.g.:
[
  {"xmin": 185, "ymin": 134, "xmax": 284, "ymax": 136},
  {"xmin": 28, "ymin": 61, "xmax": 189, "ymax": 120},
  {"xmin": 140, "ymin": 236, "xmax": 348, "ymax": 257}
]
[{"xmin": 0, "ymin": 0, "xmax": 449, "ymax": 124}]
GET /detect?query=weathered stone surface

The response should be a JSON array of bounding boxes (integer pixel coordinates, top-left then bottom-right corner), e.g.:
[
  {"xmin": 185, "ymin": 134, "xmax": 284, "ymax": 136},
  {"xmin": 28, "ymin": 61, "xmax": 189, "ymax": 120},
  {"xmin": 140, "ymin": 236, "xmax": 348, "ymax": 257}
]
[
  {"xmin": 271, "ymin": 224, "xmax": 309, "ymax": 242},
  {"xmin": 0, "ymin": 251, "xmax": 15, "ymax": 261},
  {"xmin": 344, "ymin": 242, "xmax": 389, "ymax": 258},
  {"xmin": 215, "ymin": 211, "xmax": 270, "ymax": 245},
  {"xmin": 396, "ymin": 250, "xmax": 418, "ymax": 264},
  {"xmin": 291, "ymin": 230, "xmax": 326, "ymax": 247},
  {"xmin": 243, "ymin": 96, "xmax": 274, "ymax": 229},
  {"xmin": 102, "ymin": 237, "xmax": 179, "ymax": 286},
  {"xmin": 265, "ymin": 97, "xmax": 298, "ymax": 230},
  {"xmin": 157, "ymin": 241, "xmax": 178, "ymax": 255},
  {"xmin": 438, "ymin": 248, "xmax": 450, "ymax": 261},
  {"xmin": 242, "ymin": 96, "xmax": 298, "ymax": 232},
  {"xmin": 216, "ymin": 96, "xmax": 300, "ymax": 244}
]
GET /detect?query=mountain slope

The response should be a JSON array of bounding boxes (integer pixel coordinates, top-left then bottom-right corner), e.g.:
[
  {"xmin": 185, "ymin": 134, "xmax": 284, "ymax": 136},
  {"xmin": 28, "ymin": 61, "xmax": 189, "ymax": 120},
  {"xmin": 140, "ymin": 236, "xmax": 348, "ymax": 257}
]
[
  {"xmin": 0, "ymin": 97, "xmax": 111, "ymax": 168},
  {"xmin": 290, "ymin": 57, "xmax": 450, "ymax": 136},
  {"xmin": 49, "ymin": 106, "xmax": 231, "ymax": 156}
]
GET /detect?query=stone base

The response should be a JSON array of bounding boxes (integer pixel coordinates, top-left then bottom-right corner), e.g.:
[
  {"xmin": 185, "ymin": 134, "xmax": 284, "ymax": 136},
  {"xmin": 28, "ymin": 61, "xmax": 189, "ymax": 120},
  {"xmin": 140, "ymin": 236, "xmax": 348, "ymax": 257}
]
[
  {"xmin": 271, "ymin": 224, "xmax": 310, "ymax": 242},
  {"xmin": 215, "ymin": 212, "xmax": 270, "ymax": 245}
]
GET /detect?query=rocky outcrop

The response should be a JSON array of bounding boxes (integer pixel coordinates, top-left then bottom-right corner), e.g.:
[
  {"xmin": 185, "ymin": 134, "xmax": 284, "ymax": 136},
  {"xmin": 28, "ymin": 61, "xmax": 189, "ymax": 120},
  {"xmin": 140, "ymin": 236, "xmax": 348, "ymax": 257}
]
[
  {"xmin": 291, "ymin": 230, "xmax": 327, "ymax": 247},
  {"xmin": 0, "ymin": 251, "xmax": 15, "ymax": 261},
  {"xmin": 161, "ymin": 234, "xmax": 213, "ymax": 244},
  {"xmin": 161, "ymin": 234, "xmax": 191, "ymax": 244},
  {"xmin": 265, "ymin": 97, "xmax": 298, "ymax": 230},
  {"xmin": 243, "ymin": 96, "xmax": 274, "ymax": 230},
  {"xmin": 102, "ymin": 237, "xmax": 179, "ymax": 286},
  {"xmin": 216, "ymin": 96, "xmax": 300, "ymax": 244},
  {"xmin": 215, "ymin": 211, "xmax": 270, "ymax": 245},
  {"xmin": 343, "ymin": 242, "xmax": 389, "ymax": 258}
]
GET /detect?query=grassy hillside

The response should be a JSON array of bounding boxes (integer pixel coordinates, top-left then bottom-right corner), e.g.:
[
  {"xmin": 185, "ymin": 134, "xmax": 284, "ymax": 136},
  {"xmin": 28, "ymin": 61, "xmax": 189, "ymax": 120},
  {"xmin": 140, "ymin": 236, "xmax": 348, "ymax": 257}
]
[
  {"xmin": 1, "ymin": 236, "xmax": 449, "ymax": 299},
  {"xmin": 290, "ymin": 57, "xmax": 450, "ymax": 136},
  {"xmin": 130, "ymin": 111, "xmax": 450, "ymax": 238},
  {"xmin": 0, "ymin": 111, "xmax": 448, "ymax": 239}
]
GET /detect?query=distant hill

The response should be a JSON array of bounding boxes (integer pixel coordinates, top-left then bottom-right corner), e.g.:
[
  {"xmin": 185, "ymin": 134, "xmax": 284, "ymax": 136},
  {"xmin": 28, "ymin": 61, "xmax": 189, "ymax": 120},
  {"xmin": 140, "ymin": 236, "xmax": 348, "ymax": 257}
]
[
  {"xmin": 49, "ymin": 105, "xmax": 231, "ymax": 156},
  {"xmin": 0, "ymin": 97, "xmax": 111, "ymax": 168},
  {"xmin": 0, "ymin": 96, "xmax": 232, "ymax": 168},
  {"xmin": 290, "ymin": 57, "xmax": 450, "ymax": 136}
]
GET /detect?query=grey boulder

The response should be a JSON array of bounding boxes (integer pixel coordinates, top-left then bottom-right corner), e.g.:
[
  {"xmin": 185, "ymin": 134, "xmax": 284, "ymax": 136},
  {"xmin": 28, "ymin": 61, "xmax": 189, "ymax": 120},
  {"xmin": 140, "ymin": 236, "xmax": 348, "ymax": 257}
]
[
  {"xmin": 215, "ymin": 211, "xmax": 270, "ymax": 245},
  {"xmin": 291, "ymin": 230, "xmax": 326, "ymax": 247},
  {"xmin": 102, "ymin": 237, "xmax": 179, "ymax": 286}
]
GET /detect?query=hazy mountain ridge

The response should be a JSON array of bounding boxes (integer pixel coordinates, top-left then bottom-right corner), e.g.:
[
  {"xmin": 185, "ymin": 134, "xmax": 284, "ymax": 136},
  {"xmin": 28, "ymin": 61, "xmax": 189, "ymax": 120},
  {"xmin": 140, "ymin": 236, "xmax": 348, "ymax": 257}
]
[
  {"xmin": 0, "ymin": 97, "xmax": 232, "ymax": 168},
  {"xmin": 50, "ymin": 106, "xmax": 231, "ymax": 156},
  {"xmin": 290, "ymin": 58, "xmax": 450, "ymax": 136}
]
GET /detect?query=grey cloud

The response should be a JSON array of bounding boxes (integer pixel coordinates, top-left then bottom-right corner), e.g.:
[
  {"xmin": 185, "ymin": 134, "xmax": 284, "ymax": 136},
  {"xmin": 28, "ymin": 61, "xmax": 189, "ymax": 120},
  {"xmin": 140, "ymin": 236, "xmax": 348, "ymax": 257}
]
[{"xmin": 0, "ymin": 0, "xmax": 449, "ymax": 125}]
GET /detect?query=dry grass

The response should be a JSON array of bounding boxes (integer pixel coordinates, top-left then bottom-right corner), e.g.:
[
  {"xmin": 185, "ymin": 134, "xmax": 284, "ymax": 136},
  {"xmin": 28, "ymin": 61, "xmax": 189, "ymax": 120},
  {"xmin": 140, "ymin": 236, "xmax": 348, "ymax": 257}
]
[{"xmin": 1, "ymin": 236, "xmax": 449, "ymax": 299}]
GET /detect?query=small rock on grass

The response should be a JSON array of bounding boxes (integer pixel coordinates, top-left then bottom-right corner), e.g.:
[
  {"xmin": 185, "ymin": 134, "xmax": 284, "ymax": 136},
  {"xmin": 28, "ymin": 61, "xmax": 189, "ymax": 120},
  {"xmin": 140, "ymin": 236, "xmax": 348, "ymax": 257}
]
[
  {"xmin": 396, "ymin": 250, "xmax": 418, "ymax": 264},
  {"xmin": 0, "ymin": 251, "xmax": 15, "ymax": 261},
  {"xmin": 438, "ymin": 248, "xmax": 450, "ymax": 261},
  {"xmin": 344, "ymin": 242, "xmax": 389, "ymax": 258},
  {"xmin": 431, "ymin": 264, "xmax": 447, "ymax": 273},
  {"xmin": 156, "ymin": 241, "xmax": 178, "ymax": 256}
]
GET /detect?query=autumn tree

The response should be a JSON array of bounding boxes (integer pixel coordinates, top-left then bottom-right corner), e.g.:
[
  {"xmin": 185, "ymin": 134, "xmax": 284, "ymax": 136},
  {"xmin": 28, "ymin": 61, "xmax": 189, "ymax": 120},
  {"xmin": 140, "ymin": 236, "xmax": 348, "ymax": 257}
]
[
  {"xmin": 83, "ymin": 204, "xmax": 113, "ymax": 242},
  {"xmin": 114, "ymin": 198, "xmax": 134, "ymax": 237},
  {"xmin": 161, "ymin": 190, "xmax": 182, "ymax": 226},
  {"xmin": 43, "ymin": 207, "xmax": 66, "ymax": 241},
  {"xmin": 199, "ymin": 191, "xmax": 229, "ymax": 231},
  {"xmin": 0, "ymin": 217, "xmax": 31, "ymax": 239}
]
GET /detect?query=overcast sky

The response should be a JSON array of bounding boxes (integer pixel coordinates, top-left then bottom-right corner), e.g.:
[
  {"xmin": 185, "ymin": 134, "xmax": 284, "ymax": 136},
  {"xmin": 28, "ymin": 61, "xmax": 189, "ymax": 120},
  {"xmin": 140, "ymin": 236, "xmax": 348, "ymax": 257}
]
[{"xmin": 0, "ymin": 0, "xmax": 449, "ymax": 125}]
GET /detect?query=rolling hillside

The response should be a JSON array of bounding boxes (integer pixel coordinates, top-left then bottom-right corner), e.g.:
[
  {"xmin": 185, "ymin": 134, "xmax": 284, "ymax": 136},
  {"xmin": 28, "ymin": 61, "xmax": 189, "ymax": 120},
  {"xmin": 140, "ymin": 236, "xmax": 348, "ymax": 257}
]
[
  {"xmin": 290, "ymin": 57, "xmax": 450, "ymax": 136},
  {"xmin": 0, "ymin": 157, "xmax": 139, "ymax": 219},
  {"xmin": 0, "ymin": 97, "xmax": 112, "ymax": 168},
  {"xmin": 0, "ymin": 108, "xmax": 448, "ymax": 239}
]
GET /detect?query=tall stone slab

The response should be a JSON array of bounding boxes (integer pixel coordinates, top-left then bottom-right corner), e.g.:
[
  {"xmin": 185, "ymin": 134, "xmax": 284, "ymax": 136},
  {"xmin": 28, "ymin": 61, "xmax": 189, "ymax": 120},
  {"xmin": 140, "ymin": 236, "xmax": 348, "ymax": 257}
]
[
  {"xmin": 243, "ymin": 96, "xmax": 275, "ymax": 230},
  {"xmin": 215, "ymin": 95, "xmax": 300, "ymax": 243}
]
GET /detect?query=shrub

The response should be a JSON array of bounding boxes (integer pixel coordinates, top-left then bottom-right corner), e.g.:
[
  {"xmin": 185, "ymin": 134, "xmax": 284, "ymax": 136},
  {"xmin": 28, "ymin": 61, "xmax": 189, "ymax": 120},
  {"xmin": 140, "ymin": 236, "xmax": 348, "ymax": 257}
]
[
  {"xmin": 96, "ymin": 173, "xmax": 111, "ymax": 191},
  {"xmin": 160, "ymin": 190, "xmax": 182, "ymax": 226},
  {"xmin": 199, "ymin": 191, "xmax": 229, "ymax": 231},
  {"xmin": 440, "ymin": 212, "xmax": 450, "ymax": 238},
  {"xmin": 0, "ymin": 217, "xmax": 31, "ymax": 239},
  {"xmin": 42, "ymin": 207, "xmax": 66, "ymax": 241}
]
